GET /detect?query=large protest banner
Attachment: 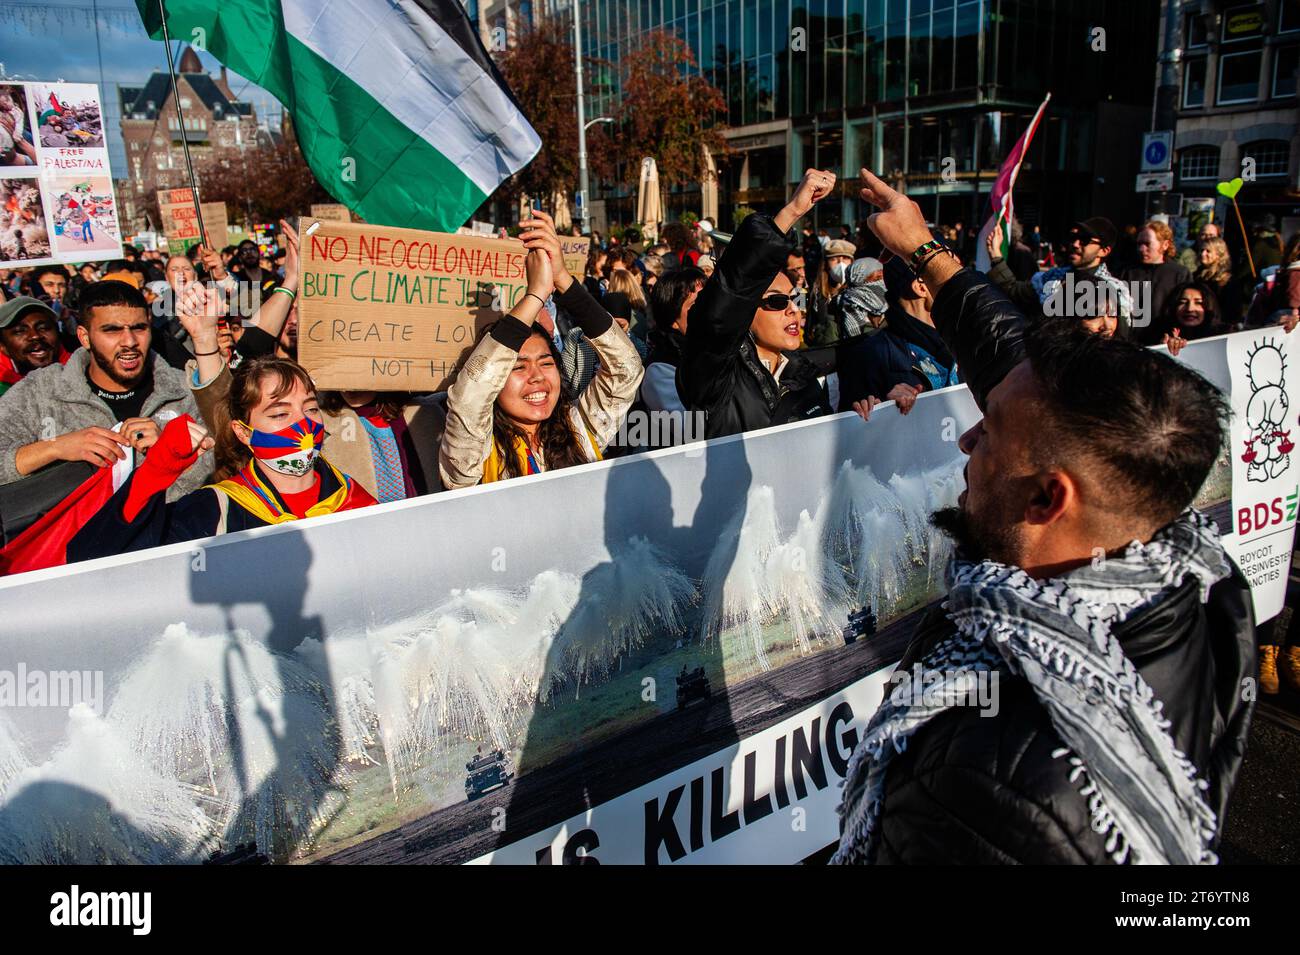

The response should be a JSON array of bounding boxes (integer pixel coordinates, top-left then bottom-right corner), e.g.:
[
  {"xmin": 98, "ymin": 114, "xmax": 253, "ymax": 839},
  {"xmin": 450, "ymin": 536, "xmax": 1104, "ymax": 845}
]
[
  {"xmin": 297, "ymin": 218, "xmax": 529, "ymax": 392},
  {"xmin": 0, "ymin": 335, "xmax": 1262, "ymax": 864},
  {"xmin": 1, "ymin": 80, "xmax": 123, "ymax": 269}
]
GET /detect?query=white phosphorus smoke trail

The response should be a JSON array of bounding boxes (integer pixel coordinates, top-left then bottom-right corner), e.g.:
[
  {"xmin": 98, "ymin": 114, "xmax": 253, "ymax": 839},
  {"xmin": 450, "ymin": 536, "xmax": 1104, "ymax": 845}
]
[
  {"xmin": 700, "ymin": 457, "xmax": 967, "ymax": 673},
  {"xmin": 0, "ymin": 704, "xmax": 217, "ymax": 864},
  {"xmin": 296, "ymin": 633, "xmax": 380, "ymax": 768},
  {"xmin": 0, "ymin": 712, "xmax": 25, "ymax": 796},
  {"xmin": 103, "ymin": 623, "xmax": 343, "ymax": 856},
  {"xmin": 367, "ymin": 576, "xmax": 571, "ymax": 796},
  {"xmin": 700, "ymin": 486, "xmax": 783, "ymax": 671},
  {"xmin": 369, "ymin": 536, "xmax": 696, "ymax": 794},
  {"xmin": 547, "ymin": 536, "xmax": 698, "ymax": 698},
  {"xmin": 818, "ymin": 458, "xmax": 966, "ymax": 616}
]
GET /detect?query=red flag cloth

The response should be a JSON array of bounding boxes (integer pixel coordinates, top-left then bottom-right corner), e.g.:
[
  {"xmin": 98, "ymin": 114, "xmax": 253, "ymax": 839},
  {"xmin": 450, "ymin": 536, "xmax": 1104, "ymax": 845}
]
[
  {"xmin": 0, "ymin": 465, "xmax": 118, "ymax": 575},
  {"xmin": 0, "ymin": 345, "xmax": 72, "ymax": 391}
]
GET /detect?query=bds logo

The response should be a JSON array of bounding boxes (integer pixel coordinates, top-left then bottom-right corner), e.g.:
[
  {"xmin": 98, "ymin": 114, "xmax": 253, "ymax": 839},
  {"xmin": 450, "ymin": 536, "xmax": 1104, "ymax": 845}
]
[{"xmin": 1238, "ymin": 488, "xmax": 1300, "ymax": 535}]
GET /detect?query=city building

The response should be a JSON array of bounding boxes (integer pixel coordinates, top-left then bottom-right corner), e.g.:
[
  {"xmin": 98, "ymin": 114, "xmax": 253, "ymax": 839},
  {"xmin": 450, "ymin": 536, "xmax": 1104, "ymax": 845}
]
[
  {"xmin": 484, "ymin": 1, "xmax": 1163, "ymax": 240},
  {"xmin": 1169, "ymin": 0, "xmax": 1299, "ymax": 239},
  {"xmin": 117, "ymin": 46, "xmax": 266, "ymax": 234}
]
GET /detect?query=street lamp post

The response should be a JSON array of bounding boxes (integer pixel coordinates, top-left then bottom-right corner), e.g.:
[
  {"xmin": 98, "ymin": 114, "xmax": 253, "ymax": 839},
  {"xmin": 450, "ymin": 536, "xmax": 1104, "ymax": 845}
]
[{"xmin": 573, "ymin": 0, "xmax": 590, "ymax": 234}]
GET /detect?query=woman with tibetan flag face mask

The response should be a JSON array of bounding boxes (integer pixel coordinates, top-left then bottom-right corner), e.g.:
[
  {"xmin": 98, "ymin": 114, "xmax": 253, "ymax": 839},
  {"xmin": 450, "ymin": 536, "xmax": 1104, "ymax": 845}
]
[{"xmin": 68, "ymin": 356, "xmax": 375, "ymax": 562}]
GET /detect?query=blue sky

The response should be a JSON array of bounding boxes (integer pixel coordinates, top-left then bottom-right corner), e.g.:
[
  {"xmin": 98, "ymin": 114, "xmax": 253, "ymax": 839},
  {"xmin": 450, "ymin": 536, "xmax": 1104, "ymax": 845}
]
[{"xmin": 0, "ymin": 0, "xmax": 279, "ymax": 175}]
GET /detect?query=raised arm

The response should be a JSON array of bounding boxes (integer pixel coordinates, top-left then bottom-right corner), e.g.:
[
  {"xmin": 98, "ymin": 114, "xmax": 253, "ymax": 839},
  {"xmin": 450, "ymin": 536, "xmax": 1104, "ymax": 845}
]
[
  {"xmin": 677, "ymin": 169, "xmax": 837, "ymax": 407},
  {"xmin": 857, "ymin": 169, "xmax": 1027, "ymax": 409},
  {"xmin": 518, "ymin": 210, "xmax": 644, "ymax": 447},
  {"xmin": 236, "ymin": 218, "xmax": 300, "ymax": 348},
  {"xmin": 438, "ymin": 250, "xmax": 552, "ymax": 491}
]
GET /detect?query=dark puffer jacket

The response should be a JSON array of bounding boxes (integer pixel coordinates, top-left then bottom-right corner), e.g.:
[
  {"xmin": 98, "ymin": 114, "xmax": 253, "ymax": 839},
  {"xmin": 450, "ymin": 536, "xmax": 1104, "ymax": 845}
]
[
  {"xmin": 677, "ymin": 214, "xmax": 832, "ymax": 439},
  {"xmin": 869, "ymin": 268, "xmax": 1256, "ymax": 863}
]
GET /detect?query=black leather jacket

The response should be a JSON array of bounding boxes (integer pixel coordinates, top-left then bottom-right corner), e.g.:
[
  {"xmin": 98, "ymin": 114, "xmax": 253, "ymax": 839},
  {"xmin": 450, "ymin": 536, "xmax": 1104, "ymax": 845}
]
[
  {"xmin": 870, "ymin": 268, "xmax": 1256, "ymax": 864},
  {"xmin": 677, "ymin": 214, "xmax": 832, "ymax": 439}
]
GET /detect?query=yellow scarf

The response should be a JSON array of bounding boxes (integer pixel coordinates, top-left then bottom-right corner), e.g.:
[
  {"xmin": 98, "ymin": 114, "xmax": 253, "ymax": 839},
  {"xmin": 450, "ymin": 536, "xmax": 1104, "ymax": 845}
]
[
  {"xmin": 208, "ymin": 458, "xmax": 356, "ymax": 525},
  {"xmin": 481, "ymin": 428, "xmax": 603, "ymax": 485}
]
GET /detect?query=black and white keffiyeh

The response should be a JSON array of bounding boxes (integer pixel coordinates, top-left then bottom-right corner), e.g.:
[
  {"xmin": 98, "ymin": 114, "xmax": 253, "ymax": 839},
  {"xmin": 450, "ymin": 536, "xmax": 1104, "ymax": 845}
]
[{"xmin": 832, "ymin": 509, "xmax": 1232, "ymax": 865}]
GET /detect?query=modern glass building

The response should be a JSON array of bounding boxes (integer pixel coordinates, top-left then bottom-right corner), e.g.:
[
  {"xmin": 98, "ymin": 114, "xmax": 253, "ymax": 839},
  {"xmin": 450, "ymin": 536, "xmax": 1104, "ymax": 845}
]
[{"xmin": 496, "ymin": 0, "xmax": 1163, "ymax": 237}]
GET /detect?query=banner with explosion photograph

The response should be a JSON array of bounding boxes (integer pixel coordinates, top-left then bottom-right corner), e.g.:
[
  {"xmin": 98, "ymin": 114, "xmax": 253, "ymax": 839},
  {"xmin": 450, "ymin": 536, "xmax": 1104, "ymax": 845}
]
[
  {"xmin": 0, "ymin": 81, "xmax": 121, "ymax": 269},
  {"xmin": 0, "ymin": 336, "xmax": 1261, "ymax": 864}
]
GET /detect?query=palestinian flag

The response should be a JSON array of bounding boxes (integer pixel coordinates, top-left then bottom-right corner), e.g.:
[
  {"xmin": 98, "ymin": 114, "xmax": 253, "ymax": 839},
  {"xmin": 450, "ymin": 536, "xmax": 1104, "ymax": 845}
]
[
  {"xmin": 974, "ymin": 92, "xmax": 1050, "ymax": 273},
  {"xmin": 136, "ymin": 0, "xmax": 541, "ymax": 231}
]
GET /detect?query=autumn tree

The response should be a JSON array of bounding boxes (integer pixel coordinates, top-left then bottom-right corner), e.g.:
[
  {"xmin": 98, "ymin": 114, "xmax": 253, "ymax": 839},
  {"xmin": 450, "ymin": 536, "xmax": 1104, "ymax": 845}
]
[
  {"xmin": 195, "ymin": 138, "xmax": 331, "ymax": 227},
  {"xmin": 617, "ymin": 30, "xmax": 727, "ymax": 188},
  {"xmin": 494, "ymin": 19, "xmax": 613, "ymax": 204}
]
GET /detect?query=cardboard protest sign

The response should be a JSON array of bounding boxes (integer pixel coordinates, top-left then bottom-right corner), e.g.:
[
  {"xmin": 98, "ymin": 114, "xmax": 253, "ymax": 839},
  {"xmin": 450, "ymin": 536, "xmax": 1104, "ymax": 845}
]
[
  {"xmin": 158, "ymin": 187, "xmax": 202, "ymax": 254},
  {"xmin": 200, "ymin": 202, "xmax": 229, "ymax": 249},
  {"xmin": 297, "ymin": 218, "xmax": 528, "ymax": 392},
  {"xmin": 310, "ymin": 203, "xmax": 352, "ymax": 222},
  {"xmin": 561, "ymin": 236, "xmax": 590, "ymax": 280}
]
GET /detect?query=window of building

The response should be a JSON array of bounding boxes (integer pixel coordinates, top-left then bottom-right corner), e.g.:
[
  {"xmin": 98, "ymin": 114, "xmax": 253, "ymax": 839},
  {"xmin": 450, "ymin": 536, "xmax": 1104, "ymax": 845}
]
[
  {"xmin": 1218, "ymin": 49, "xmax": 1263, "ymax": 103},
  {"xmin": 954, "ymin": 0, "xmax": 980, "ymax": 90},
  {"xmin": 1240, "ymin": 139, "xmax": 1290, "ymax": 177},
  {"xmin": 1179, "ymin": 145, "xmax": 1220, "ymax": 181},
  {"xmin": 1282, "ymin": 1, "xmax": 1300, "ymax": 33},
  {"xmin": 1184, "ymin": 56, "xmax": 1207, "ymax": 107},
  {"xmin": 1275, "ymin": 45, "xmax": 1299, "ymax": 98},
  {"xmin": 884, "ymin": 18, "xmax": 906, "ymax": 100},
  {"xmin": 1185, "ymin": 12, "xmax": 1209, "ymax": 47},
  {"xmin": 1222, "ymin": 3, "xmax": 1267, "ymax": 43}
]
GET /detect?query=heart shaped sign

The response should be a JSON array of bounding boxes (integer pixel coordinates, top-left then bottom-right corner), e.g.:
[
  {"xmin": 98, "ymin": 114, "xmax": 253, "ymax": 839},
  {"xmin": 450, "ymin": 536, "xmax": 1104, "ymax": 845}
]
[{"xmin": 1217, "ymin": 178, "xmax": 1244, "ymax": 199}]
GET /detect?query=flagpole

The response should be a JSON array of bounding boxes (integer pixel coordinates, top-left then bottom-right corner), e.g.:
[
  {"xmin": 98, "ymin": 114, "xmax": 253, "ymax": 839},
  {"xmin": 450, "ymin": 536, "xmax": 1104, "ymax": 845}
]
[{"xmin": 157, "ymin": 0, "xmax": 207, "ymax": 247}]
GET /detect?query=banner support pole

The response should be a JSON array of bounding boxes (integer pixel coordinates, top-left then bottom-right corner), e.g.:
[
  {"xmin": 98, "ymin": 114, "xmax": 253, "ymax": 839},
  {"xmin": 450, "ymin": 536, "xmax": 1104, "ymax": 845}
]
[{"xmin": 157, "ymin": 0, "xmax": 208, "ymax": 249}]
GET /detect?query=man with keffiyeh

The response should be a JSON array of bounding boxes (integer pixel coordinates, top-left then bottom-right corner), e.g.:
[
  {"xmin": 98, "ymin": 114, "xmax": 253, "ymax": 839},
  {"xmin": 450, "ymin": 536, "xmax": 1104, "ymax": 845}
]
[{"xmin": 831, "ymin": 171, "xmax": 1257, "ymax": 865}]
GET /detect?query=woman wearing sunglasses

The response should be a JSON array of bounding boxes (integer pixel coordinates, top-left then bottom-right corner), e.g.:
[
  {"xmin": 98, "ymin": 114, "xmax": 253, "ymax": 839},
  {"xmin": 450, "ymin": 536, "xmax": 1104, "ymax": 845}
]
[{"xmin": 677, "ymin": 169, "xmax": 838, "ymax": 439}]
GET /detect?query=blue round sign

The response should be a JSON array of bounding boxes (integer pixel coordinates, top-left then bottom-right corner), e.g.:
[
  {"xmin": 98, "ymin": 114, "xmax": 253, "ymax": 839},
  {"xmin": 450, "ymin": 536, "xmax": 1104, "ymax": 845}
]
[{"xmin": 1145, "ymin": 140, "xmax": 1168, "ymax": 165}]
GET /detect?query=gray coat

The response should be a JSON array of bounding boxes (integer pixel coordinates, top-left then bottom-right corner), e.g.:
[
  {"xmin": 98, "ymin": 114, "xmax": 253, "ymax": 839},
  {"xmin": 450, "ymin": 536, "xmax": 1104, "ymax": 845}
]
[{"xmin": 0, "ymin": 349, "xmax": 214, "ymax": 500}]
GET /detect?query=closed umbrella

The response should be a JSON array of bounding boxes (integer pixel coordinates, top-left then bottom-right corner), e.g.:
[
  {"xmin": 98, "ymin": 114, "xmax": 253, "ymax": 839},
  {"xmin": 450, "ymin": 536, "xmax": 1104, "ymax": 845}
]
[
  {"xmin": 701, "ymin": 145, "xmax": 719, "ymax": 223},
  {"xmin": 636, "ymin": 157, "xmax": 662, "ymax": 242}
]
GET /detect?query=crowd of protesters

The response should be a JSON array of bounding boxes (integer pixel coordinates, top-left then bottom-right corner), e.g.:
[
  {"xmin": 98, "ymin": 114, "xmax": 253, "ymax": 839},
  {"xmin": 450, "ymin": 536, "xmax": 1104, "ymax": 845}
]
[{"xmin": 1, "ymin": 166, "xmax": 1298, "ymax": 863}]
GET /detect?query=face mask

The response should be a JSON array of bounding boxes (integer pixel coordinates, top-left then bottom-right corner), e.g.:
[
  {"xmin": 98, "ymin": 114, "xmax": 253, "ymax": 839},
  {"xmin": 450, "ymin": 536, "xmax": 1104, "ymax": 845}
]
[
  {"xmin": 238, "ymin": 416, "xmax": 325, "ymax": 477},
  {"xmin": 830, "ymin": 263, "xmax": 848, "ymax": 285}
]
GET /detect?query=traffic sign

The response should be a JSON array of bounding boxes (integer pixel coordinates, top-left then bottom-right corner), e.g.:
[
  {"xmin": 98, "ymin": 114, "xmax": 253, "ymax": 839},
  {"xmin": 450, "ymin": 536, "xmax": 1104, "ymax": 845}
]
[
  {"xmin": 1136, "ymin": 171, "xmax": 1174, "ymax": 193},
  {"xmin": 1142, "ymin": 131, "xmax": 1173, "ymax": 172}
]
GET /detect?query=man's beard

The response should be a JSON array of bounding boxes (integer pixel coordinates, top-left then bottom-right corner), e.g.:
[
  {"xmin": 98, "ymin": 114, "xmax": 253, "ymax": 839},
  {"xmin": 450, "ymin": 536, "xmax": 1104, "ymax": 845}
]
[
  {"xmin": 930, "ymin": 504, "xmax": 1023, "ymax": 566},
  {"xmin": 89, "ymin": 341, "xmax": 147, "ymax": 389}
]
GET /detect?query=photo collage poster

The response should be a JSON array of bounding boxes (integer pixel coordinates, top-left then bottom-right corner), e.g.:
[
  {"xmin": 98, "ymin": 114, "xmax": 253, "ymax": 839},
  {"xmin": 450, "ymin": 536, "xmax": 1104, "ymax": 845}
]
[{"xmin": 0, "ymin": 81, "xmax": 123, "ymax": 269}]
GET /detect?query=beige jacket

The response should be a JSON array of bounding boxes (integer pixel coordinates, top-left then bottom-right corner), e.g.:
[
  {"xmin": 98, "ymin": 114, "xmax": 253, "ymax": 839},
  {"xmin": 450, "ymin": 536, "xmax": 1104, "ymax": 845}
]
[
  {"xmin": 439, "ymin": 321, "xmax": 644, "ymax": 491},
  {"xmin": 188, "ymin": 360, "xmax": 446, "ymax": 497}
]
